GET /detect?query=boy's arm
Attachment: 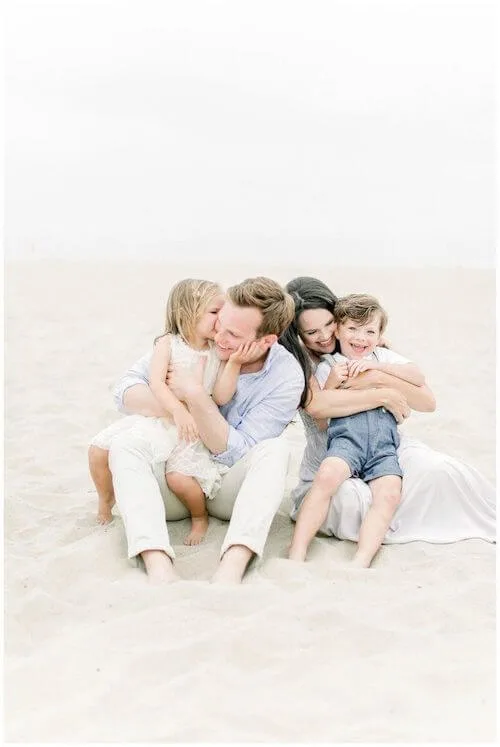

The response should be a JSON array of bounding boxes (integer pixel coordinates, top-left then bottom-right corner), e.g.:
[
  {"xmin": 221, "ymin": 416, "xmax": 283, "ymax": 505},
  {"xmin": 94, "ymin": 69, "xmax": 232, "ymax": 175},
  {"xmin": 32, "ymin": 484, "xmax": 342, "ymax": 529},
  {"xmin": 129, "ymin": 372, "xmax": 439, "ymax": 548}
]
[
  {"xmin": 212, "ymin": 360, "xmax": 241, "ymax": 406},
  {"xmin": 347, "ymin": 358, "xmax": 425, "ymax": 386}
]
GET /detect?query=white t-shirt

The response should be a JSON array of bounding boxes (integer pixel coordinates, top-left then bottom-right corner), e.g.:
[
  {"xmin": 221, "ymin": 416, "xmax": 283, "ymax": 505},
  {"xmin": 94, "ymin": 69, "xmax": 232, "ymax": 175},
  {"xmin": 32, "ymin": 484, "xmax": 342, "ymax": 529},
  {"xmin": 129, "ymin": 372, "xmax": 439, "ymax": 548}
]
[{"xmin": 315, "ymin": 346, "xmax": 410, "ymax": 389}]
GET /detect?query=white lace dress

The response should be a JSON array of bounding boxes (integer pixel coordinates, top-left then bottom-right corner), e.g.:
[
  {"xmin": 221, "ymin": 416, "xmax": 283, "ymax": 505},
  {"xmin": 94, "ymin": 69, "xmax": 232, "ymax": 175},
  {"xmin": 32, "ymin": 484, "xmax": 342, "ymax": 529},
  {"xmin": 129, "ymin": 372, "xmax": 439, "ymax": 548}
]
[{"xmin": 91, "ymin": 335, "xmax": 228, "ymax": 499}]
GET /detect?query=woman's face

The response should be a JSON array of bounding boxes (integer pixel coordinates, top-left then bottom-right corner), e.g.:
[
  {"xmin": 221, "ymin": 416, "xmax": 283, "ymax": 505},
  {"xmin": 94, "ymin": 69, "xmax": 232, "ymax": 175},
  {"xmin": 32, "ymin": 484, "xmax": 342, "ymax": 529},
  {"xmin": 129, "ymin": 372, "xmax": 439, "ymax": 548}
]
[{"xmin": 298, "ymin": 308, "xmax": 336, "ymax": 355}]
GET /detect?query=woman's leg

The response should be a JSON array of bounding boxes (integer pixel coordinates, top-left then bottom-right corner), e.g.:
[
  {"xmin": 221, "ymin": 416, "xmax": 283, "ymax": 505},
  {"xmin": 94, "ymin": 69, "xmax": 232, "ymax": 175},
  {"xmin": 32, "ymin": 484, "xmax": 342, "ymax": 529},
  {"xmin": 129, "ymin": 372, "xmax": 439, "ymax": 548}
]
[
  {"xmin": 166, "ymin": 472, "xmax": 209, "ymax": 545},
  {"xmin": 288, "ymin": 457, "xmax": 351, "ymax": 561},
  {"xmin": 88, "ymin": 445, "xmax": 115, "ymax": 524},
  {"xmin": 353, "ymin": 474, "xmax": 402, "ymax": 567}
]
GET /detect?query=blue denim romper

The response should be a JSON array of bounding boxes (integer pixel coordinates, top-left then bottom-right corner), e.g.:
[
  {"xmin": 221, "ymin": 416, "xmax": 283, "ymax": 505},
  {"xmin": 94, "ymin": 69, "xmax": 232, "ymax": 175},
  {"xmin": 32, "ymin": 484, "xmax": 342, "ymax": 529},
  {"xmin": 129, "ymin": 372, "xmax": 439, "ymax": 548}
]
[{"xmin": 326, "ymin": 407, "xmax": 402, "ymax": 481}]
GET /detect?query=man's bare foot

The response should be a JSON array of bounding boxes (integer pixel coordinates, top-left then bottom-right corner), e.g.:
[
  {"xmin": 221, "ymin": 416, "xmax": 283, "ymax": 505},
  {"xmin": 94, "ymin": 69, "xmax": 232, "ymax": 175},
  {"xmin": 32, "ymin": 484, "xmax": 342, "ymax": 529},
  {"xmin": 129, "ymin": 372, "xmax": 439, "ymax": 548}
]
[
  {"xmin": 211, "ymin": 544, "xmax": 253, "ymax": 584},
  {"xmin": 184, "ymin": 515, "xmax": 209, "ymax": 545},
  {"xmin": 141, "ymin": 550, "xmax": 180, "ymax": 584},
  {"xmin": 97, "ymin": 495, "xmax": 115, "ymax": 525},
  {"xmin": 287, "ymin": 544, "xmax": 307, "ymax": 562}
]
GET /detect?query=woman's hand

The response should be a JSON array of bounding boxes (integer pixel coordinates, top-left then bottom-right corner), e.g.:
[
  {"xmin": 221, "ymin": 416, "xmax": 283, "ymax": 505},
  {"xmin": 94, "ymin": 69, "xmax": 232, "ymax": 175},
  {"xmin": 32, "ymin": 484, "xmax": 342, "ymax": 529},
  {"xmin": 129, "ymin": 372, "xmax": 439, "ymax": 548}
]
[
  {"xmin": 378, "ymin": 388, "xmax": 410, "ymax": 424},
  {"xmin": 172, "ymin": 405, "xmax": 199, "ymax": 442}
]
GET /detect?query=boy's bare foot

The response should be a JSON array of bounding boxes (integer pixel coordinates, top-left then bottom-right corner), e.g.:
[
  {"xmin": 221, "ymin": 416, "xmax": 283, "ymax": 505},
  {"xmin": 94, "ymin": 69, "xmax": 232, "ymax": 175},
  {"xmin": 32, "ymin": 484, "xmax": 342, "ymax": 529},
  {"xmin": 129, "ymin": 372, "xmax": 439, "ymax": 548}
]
[
  {"xmin": 287, "ymin": 544, "xmax": 307, "ymax": 562},
  {"xmin": 97, "ymin": 495, "xmax": 115, "ymax": 524},
  {"xmin": 141, "ymin": 550, "xmax": 180, "ymax": 584},
  {"xmin": 184, "ymin": 515, "xmax": 209, "ymax": 545},
  {"xmin": 351, "ymin": 552, "xmax": 372, "ymax": 568}
]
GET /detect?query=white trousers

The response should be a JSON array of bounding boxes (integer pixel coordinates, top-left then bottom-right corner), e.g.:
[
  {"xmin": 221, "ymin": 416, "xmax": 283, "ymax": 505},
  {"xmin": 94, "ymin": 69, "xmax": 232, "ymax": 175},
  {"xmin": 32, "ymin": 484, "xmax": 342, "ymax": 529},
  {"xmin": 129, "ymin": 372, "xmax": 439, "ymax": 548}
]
[{"xmin": 108, "ymin": 423, "xmax": 291, "ymax": 560}]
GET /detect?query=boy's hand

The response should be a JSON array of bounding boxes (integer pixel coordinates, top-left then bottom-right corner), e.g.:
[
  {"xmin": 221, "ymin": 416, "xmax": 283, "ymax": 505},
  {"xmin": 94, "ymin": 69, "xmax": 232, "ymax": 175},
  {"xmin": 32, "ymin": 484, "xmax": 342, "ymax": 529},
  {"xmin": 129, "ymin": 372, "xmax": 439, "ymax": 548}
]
[
  {"xmin": 347, "ymin": 358, "xmax": 379, "ymax": 378},
  {"xmin": 228, "ymin": 341, "xmax": 266, "ymax": 365},
  {"xmin": 172, "ymin": 406, "xmax": 199, "ymax": 442},
  {"xmin": 325, "ymin": 362, "xmax": 348, "ymax": 388}
]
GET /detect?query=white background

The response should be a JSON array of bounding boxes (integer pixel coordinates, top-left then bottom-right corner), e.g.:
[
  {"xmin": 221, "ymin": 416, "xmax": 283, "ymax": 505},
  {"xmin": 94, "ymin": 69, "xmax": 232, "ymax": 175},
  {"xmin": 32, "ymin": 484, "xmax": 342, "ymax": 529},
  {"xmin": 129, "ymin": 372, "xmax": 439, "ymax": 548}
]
[{"xmin": 5, "ymin": 0, "xmax": 495, "ymax": 266}]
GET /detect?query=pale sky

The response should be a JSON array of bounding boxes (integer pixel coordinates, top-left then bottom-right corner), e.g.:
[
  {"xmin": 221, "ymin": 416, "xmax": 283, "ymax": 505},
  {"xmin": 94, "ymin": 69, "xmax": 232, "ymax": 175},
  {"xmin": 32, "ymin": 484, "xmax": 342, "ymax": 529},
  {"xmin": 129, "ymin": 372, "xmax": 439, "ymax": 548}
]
[{"xmin": 5, "ymin": 0, "xmax": 496, "ymax": 265}]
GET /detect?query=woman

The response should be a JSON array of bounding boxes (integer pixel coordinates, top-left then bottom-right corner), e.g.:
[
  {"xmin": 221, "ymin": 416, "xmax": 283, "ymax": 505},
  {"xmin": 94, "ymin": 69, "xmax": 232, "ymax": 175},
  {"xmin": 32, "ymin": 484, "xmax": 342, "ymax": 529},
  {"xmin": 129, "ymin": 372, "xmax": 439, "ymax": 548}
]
[{"xmin": 279, "ymin": 277, "xmax": 495, "ymax": 547}]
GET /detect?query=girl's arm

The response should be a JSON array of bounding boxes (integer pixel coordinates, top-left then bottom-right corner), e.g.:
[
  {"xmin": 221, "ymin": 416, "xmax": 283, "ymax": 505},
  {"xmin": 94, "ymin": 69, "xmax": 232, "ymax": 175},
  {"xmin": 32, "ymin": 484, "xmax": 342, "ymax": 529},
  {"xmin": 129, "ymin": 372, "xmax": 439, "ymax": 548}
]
[
  {"xmin": 212, "ymin": 360, "xmax": 241, "ymax": 406},
  {"xmin": 212, "ymin": 341, "xmax": 264, "ymax": 407},
  {"xmin": 149, "ymin": 336, "xmax": 198, "ymax": 441}
]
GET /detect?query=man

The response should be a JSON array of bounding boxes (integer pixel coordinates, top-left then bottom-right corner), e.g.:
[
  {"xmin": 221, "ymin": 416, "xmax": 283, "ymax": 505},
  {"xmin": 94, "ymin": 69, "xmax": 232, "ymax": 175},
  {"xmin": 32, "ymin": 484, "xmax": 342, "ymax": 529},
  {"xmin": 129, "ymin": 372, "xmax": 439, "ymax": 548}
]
[{"xmin": 90, "ymin": 277, "xmax": 304, "ymax": 584}]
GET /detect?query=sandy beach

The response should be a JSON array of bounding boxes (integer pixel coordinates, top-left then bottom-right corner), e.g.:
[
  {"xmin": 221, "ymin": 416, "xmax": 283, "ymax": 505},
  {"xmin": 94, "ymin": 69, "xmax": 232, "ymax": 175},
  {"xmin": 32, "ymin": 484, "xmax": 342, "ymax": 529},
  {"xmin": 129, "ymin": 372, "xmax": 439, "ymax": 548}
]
[{"xmin": 4, "ymin": 260, "xmax": 496, "ymax": 742}]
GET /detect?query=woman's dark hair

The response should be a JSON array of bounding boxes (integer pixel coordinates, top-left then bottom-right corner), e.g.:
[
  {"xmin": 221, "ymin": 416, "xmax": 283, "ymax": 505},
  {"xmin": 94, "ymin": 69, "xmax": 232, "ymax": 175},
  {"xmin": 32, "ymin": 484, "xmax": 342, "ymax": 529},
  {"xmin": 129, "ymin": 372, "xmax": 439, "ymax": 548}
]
[{"xmin": 278, "ymin": 276, "xmax": 337, "ymax": 407}]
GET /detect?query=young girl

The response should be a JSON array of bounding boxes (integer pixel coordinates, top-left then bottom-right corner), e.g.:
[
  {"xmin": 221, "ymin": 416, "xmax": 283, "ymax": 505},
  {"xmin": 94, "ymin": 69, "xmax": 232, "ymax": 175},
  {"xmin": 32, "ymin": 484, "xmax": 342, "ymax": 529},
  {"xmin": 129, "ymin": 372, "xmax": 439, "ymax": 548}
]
[
  {"xmin": 288, "ymin": 293, "xmax": 426, "ymax": 568},
  {"xmin": 90, "ymin": 278, "xmax": 252, "ymax": 545}
]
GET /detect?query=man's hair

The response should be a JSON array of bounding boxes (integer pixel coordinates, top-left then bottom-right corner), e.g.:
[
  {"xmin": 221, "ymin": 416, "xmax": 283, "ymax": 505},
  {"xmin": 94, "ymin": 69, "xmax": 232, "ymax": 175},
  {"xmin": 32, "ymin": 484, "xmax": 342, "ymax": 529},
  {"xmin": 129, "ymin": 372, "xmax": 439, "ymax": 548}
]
[
  {"xmin": 227, "ymin": 276, "xmax": 295, "ymax": 337},
  {"xmin": 334, "ymin": 293, "xmax": 388, "ymax": 333}
]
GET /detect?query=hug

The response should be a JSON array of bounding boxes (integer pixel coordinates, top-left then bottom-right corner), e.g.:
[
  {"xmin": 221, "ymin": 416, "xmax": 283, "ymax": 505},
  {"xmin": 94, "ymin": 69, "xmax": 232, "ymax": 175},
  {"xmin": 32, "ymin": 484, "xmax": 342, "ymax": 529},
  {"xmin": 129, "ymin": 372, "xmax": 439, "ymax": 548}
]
[{"xmin": 88, "ymin": 275, "xmax": 496, "ymax": 583}]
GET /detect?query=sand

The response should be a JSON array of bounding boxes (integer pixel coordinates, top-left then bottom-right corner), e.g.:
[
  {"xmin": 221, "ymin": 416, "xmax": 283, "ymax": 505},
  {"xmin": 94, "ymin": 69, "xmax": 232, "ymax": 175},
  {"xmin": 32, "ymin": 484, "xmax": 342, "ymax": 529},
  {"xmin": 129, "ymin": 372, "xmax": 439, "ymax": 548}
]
[{"xmin": 4, "ymin": 260, "xmax": 496, "ymax": 742}]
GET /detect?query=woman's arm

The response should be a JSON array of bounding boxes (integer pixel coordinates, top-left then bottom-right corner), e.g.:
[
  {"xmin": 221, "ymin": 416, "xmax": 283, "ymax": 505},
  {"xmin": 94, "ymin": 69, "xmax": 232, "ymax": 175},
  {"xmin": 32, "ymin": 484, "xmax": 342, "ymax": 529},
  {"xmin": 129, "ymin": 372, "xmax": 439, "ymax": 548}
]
[
  {"xmin": 306, "ymin": 385, "xmax": 411, "ymax": 423},
  {"xmin": 342, "ymin": 369, "xmax": 436, "ymax": 412}
]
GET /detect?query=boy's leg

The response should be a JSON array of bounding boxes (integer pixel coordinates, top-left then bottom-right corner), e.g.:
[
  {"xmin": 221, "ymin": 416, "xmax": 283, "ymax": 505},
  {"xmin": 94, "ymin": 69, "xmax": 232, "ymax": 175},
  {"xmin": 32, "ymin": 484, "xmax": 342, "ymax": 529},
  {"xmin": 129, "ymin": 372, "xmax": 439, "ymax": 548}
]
[
  {"xmin": 88, "ymin": 445, "xmax": 115, "ymax": 524},
  {"xmin": 288, "ymin": 457, "xmax": 351, "ymax": 561},
  {"xmin": 353, "ymin": 474, "xmax": 402, "ymax": 568},
  {"xmin": 166, "ymin": 472, "xmax": 209, "ymax": 545}
]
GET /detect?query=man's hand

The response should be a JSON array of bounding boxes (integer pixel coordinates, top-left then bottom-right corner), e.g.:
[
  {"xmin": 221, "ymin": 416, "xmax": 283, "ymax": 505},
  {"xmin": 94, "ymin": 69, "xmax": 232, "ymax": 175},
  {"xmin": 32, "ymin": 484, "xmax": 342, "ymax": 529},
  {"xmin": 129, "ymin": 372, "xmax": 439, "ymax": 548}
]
[
  {"xmin": 378, "ymin": 388, "xmax": 410, "ymax": 424},
  {"xmin": 347, "ymin": 358, "xmax": 379, "ymax": 378},
  {"xmin": 228, "ymin": 340, "xmax": 268, "ymax": 366},
  {"xmin": 325, "ymin": 362, "xmax": 348, "ymax": 389},
  {"xmin": 172, "ymin": 405, "xmax": 199, "ymax": 442},
  {"xmin": 167, "ymin": 358, "xmax": 206, "ymax": 402}
]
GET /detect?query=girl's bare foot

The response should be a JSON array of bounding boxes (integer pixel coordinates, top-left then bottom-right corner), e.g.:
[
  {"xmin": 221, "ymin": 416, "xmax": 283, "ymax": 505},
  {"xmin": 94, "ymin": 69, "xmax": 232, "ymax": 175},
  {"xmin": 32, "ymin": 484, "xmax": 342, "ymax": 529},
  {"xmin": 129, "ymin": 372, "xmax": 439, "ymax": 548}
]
[
  {"xmin": 97, "ymin": 495, "xmax": 115, "ymax": 524},
  {"xmin": 184, "ymin": 515, "xmax": 209, "ymax": 545}
]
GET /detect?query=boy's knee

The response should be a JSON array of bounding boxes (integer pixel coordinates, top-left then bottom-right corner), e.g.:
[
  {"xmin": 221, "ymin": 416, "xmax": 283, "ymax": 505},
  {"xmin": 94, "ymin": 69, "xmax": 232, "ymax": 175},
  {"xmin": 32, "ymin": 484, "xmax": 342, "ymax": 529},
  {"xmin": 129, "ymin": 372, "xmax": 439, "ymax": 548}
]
[
  {"xmin": 316, "ymin": 459, "xmax": 348, "ymax": 488},
  {"xmin": 166, "ymin": 471, "xmax": 188, "ymax": 493}
]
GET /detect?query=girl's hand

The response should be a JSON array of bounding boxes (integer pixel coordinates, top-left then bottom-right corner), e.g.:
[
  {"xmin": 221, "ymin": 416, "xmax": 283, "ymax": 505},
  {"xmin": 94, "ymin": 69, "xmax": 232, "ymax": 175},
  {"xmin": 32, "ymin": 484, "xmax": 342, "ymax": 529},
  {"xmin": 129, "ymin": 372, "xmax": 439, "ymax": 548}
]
[
  {"xmin": 172, "ymin": 406, "xmax": 199, "ymax": 442},
  {"xmin": 325, "ymin": 362, "xmax": 348, "ymax": 388},
  {"xmin": 347, "ymin": 358, "xmax": 379, "ymax": 378},
  {"xmin": 228, "ymin": 341, "xmax": 265, "ymax": 365}
]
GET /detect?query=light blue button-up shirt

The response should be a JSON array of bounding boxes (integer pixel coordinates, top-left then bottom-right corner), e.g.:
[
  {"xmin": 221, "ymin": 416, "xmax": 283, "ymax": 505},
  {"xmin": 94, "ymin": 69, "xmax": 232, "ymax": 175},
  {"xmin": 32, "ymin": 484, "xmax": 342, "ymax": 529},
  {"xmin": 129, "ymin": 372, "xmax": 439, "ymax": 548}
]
[
  {"xmin": 114, "ymin": 341, "xmax": 304, "ymax": 470},
  {"xmin": 213, "ymin": 342, "xmax": 305, "ymax": 468}
]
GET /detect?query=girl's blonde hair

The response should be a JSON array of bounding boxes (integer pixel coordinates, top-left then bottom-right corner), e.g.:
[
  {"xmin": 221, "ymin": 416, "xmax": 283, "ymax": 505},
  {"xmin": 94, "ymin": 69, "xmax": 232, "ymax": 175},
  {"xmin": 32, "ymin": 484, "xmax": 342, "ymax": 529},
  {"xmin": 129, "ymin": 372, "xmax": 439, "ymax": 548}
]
[{"xmin": 164, "ymin": 278, "xmax": 223, "ymax": 344}]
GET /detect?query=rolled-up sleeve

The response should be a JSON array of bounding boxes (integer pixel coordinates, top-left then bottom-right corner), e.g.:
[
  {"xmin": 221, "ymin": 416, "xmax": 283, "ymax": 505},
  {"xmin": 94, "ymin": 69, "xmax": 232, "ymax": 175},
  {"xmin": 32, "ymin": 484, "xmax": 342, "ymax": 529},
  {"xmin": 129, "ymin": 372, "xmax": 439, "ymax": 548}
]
[{"xmin": 213, "ymin": 368, "xmax": 304, "ymax": 468}]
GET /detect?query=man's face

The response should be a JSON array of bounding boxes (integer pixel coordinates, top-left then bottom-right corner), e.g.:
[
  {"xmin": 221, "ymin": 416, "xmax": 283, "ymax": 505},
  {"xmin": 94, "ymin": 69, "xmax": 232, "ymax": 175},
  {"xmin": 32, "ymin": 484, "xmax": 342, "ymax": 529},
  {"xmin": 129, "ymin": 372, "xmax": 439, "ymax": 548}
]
[{"xmin": 214, "ymin": 300, "xmax": 263, "ymax": 360}]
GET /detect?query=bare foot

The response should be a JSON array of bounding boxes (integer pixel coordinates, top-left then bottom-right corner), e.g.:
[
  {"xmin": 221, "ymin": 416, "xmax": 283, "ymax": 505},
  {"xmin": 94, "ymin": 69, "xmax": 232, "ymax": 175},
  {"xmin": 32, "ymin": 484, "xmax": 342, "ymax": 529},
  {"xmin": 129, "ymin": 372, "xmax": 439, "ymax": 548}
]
[
  {"xmin": 97, "ymin": 495, "xmax": 115, "ymax": 525},
  {"xmin": 287, "ymin": 544, "xmax": 307, "ymax": 562},
  {"xmin": 141, "ymin": 550, "xmax": 180, "ymax": 584},
  {"xmin": 211, "ymin": 545, "xmax": 253, "ymax": 584},
  {"xmin": 184, "ymin": 515, "xmax": 209, "ymax": 545},
  {"xmin": 351, "ymin": 553, "xmax": 372, "ymax": 569}
]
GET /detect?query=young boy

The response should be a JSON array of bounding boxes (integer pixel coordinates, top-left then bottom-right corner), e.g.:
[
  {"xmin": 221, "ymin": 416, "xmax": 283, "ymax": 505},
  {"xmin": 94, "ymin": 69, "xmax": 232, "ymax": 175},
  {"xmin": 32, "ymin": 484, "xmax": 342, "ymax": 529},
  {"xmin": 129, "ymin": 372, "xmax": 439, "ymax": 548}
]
[{"xmin": 288, "ymin": 293, "xmax": 425, "ymax": 568}]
